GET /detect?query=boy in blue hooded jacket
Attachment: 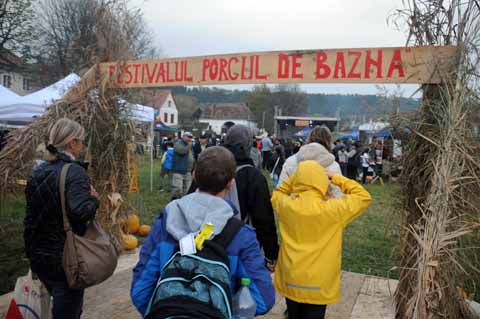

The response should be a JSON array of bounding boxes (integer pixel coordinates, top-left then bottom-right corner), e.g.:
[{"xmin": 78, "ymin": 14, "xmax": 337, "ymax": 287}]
[{"xmin": 131, "ymin": 146, "xmax": 275, "ymax": 317}]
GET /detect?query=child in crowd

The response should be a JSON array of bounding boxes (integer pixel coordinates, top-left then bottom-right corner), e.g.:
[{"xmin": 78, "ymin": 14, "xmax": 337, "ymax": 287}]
[
  {"xmin": 361, "ymin": 148, "xmax": 370, "ymax": 184},
  {"xmin": 159, "ymin": 141, "xmax": 173, "ymax": 192},
  {"xmin": 337, "ymin": 146, "xmax": 348, "ymax": 176},
  {"xmin": 131, "ymin": 146, "xmax": 275, "ymax": 318},
  {"xmin": 271, "ymin": 145, "xmax": 286, "ymax": 188},
  {"xmin": 271, "ymin": 161, "xmax": 372, "ymax": 319}
]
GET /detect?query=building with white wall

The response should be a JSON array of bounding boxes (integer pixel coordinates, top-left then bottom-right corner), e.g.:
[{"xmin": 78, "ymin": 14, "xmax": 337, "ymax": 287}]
[
  {"xmin": 0, "ymin": 51, "xmax": 38, "ymax": 96},
  {"xmin": 198, "ymin": 103, "xmax": 257, "ymax": 135},
  {"xmin": 146, "ymin": 90, "xmax": 178, "ymax": 127}
]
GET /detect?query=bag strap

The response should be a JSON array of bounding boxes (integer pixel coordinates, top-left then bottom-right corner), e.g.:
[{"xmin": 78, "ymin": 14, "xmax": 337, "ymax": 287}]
[
  {"xmin": 271, "ymin": 157, "xmax": 280, "ymax": 173},
  {"xmin": 233, "ymin": 164, "xmax": 253, "ymax": 225},
  {"xmin": 212, "ymin": 218, "xmax": 243, "ymax": 248},
  {"xmin": 236, "ymin": 164, "xmax": 253, "ymax": 173},
  {"xmin": 60, "ymin": 163, "xmax": 73, "ymax": 233}
]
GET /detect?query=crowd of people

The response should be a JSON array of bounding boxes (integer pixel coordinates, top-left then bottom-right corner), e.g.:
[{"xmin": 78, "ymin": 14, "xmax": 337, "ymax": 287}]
[{"xmin": 22, "ymin": 118, "xmax": 373, "ymax": 319}]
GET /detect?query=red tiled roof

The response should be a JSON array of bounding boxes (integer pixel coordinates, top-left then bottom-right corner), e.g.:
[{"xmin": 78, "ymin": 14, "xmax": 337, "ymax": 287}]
[
  {"xmin": 201, "ymin": 103, "xmax": 254, "ymax": 120},
  {"xmin": 0, "ymin": 49, "xmax": 22, "ymax": 66},
  {"xmin": 144, "ymin": 89, "xmax": 172, "ymax": 108}
]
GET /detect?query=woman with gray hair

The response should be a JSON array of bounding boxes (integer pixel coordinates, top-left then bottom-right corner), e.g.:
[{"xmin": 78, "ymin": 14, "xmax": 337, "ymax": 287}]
[{"xmin": 24, "ymin": 118, "xmax": 99, "ymax": 319}]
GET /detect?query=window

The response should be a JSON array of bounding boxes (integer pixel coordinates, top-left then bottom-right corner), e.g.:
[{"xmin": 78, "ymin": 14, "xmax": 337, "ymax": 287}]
[
  {"xmin": 3, "ymin": 75, "xmax": 11, "ymax": 88},
  {"xmin": 170, "ymin": 114, "xmax": 174, "ymax": 123},
  {"xmin": 164, "ymin": 113, "xmax": 168, "ymax": 123},
  {"xmin": 168, "ymin": 100, "xmax": 172, "ymax": 107},
  {"xmin": 23, "ymin": 79, "xmax": 31, "ymax": 91}
]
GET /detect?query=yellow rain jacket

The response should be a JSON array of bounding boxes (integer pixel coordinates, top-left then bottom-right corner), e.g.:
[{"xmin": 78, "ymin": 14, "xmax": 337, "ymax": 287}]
[{"xmin": 271, "ymin": 160, "xmax": 372, "ymax": 305}]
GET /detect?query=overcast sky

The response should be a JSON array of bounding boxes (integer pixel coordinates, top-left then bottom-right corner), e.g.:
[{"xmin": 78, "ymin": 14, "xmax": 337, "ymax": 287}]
[{"xmin": 133, "ymin": 0, "xmax": 419, "ymax": 97}]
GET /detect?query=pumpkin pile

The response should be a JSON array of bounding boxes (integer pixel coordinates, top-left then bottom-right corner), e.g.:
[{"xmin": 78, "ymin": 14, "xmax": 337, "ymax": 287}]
[{"xmin": 119, "ymin": 212, "xmax": 151, "ymax": 251}]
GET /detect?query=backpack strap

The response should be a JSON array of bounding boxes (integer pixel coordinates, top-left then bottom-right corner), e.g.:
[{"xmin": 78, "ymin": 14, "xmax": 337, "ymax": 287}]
[
  {"xmin": 236, "ymin": 164, "xmax": 253, "ymax": 173},
  {"xmin": 212, "ymin": 218, "xmax": 243, "ymax": 248}
]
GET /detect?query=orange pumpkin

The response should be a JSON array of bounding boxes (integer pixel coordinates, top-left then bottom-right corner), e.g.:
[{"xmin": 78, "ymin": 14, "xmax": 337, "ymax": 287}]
[
  {"xmin": 122, "ymin": 234, "xmax": 138, "ymax": 250},
  {"xmin": 127, "ymin": 214, "xmax": 140, "ymax": 234},
  {"xmin": 138, "ymin": 225, "xmax": 151, "ymax": 237}
]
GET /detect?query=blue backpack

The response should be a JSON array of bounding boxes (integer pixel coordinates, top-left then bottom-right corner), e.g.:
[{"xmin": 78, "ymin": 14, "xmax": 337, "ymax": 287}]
[
  {"xmin": 144, "ymin": 218, "xmax": 243, "ymax": 319},
  {"xmin": 162, "ymin": 149, "xmax": 174, "ymax": 170}
]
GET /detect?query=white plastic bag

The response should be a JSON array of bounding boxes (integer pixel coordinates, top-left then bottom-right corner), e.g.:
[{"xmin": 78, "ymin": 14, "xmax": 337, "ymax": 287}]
[{"xmin": 11, "ymin": 270, "xmax": 51, "ymax": 319}]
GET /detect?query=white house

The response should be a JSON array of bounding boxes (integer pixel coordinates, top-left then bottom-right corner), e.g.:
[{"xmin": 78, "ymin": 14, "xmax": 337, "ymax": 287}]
[
  {"xmin": 0, "ymin": 50, "xmax": 38, "ymax": 96},
  {"xmin": 145, "ymin": 90, "xmax": 178, "ymax": 127},
  {"xmin": 198, "ymin": 103, "xmax": 257, "ymax": 135}
]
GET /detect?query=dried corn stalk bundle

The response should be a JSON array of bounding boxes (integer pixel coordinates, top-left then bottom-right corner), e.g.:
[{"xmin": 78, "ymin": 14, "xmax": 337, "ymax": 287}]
[
  {"xmin": 0, "ymin": 68, "xmax": 135, "ymax": 228},
  {"xmin": 392, "ymin": 1, "xmax": 480, "ymax": 318}
]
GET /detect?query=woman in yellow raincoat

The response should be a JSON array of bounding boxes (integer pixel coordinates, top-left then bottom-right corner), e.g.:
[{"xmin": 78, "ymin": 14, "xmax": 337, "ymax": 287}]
[{"xmin": 271, "ymin": 160, "xmax": 372, "ymax": 319}]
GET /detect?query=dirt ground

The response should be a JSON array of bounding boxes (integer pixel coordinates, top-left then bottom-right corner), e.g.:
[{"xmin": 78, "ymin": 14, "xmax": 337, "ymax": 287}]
[{"xmin": 0, "ymin": 250, "xmax": 397, "ymax": 319}]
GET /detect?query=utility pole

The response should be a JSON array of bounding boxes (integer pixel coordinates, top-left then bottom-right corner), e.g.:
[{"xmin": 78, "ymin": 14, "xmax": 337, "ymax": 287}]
[
  {"xmin": 336, "ymin": 107, "xmax": 341, "ymax": 133},
  {"xmin": 262, "ymin": 111, "xmax": 266, "ymax": 132},
  {"xmin": 273, "ymin": 105, "xmax": 279, "ymax": 136}
]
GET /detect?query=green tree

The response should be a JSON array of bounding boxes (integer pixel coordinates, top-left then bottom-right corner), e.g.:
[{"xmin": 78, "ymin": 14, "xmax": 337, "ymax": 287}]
[
  {"xmin": 244, "ymin": 84, "xmax": 274, "ymax": 132},
  {"xmin": 175, "ymin": 95, "xmax": 198, "ymax": 127},
  {"xmin": 271, "ymin": 84, "xmax": 308, "ymax": 116}
]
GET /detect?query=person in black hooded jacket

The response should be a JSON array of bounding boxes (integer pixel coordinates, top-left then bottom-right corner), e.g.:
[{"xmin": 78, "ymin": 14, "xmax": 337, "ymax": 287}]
[
  {"xmin": 24, "ymin": 118, "xmax": 99, "ymax": 319},
  {"xmin": 188, "ymin": 125, "xmax": 279, "ymax": 270}
]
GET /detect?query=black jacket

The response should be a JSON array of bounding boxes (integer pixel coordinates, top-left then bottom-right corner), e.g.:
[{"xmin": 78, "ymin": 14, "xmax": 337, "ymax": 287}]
[
  {"xmin": 233, "ymin": 157, "xmax": 279, "ymax": 261},
  {"xmin": 192, "ymin": 141, "xmax": 202, "ymax": 160},
  {"xmin": 187, "ymin": 145, "xmax": 279, "ymax": 261},
  {"xmin": 24, "ymin": 153, "xmax": 98, "ymax": 281}
]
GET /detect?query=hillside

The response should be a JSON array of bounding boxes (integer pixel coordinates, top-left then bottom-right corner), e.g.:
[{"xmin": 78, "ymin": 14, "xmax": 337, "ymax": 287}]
[
  {"xmin": 307, "ymin": 93, "xmax": 420, "ymax": 116},
  {"xmin": 169, "ymin": 86, "xmax": 420, "ymax": 116}
]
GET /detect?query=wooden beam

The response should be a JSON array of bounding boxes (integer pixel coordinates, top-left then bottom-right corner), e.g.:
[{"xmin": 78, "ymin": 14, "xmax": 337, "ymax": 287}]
[{"xmin": 99, "ymin": 46, "xmax": 456, "ymax": 87}]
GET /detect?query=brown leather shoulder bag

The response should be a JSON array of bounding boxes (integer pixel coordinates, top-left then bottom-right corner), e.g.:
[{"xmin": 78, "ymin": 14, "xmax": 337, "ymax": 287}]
[{"xmin": 60, "ymin": 163, "xmax": 119, "ymax": 289}]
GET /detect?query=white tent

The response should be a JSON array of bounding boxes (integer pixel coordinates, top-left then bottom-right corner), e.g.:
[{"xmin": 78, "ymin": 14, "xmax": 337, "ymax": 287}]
[
  {"xmin": 0, "ymin": 85, "xmax": 41, "ymax": 124},
  {"xmin": 358, "ymin": 121, "xmax": 389, "ymax": 131},
  {"xmin": 124, "ymin": 102, "xmax": 156, "ymax": 191},
  {"xmin": 0, "ymin": 84, "xmax": 20, "ymax": 103},
  {"xmin": 0, "ymin": 74, "xmax": 81, "ymax": 123},
  {"xmin": 129, "ymin": 103, "xmax": 155, "ymax": 123},
  {"xmin": 21, "ymin": 73, "xmax": 80, "ymax": 106}
]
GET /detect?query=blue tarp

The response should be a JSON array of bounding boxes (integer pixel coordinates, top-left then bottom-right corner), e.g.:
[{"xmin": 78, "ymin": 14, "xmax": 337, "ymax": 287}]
[
  {"xmin": 154, "ymin": 121, "xmax": 176, "ymax": 133},
  {"xmin": 372, "ymin": 130, "xmax": 391, "ymax": 138},
  {"xmin": 339, "ymin": 130, "xmax": 359, "ymax": 141},
  {"xmin": 292, "ymin": 127, "xmax": 312, "ymax": 138}
]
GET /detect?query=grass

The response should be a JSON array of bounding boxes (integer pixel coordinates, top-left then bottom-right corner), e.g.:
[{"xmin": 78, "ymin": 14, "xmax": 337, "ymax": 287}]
[
  {"xmin": 342, "ymin": 183, "xmax": 401, "ymax": 279},
  {"xmin": 0, "ymin": 194, "xmax": 28, "ymax": 295},
  {"xmin": 0, "ymin": 155, "xmax": 401, "ymax": 294}
]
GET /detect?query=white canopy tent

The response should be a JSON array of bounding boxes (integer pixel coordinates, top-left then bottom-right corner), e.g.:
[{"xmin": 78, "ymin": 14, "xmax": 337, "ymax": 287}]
[
  {"xmin": 2, "ymin": 74, "xmax": 155, "ymax": 124},
  {"xmin": 0, "ymin": 74, "xmax": 81, "ymax": 123},
  {"xmin": 124, "ymin": 102, "xmax": 155, "ymax": 191},
  {"xmin": 0, "ymin": 85, "xmax": 40, "ymax": 126},
  {"xmin": 358, "ymin": 121, "xmax": 389, "ymax": 131},
  {"xmin": 0, "ymin": 84, "xmax": 20, "ymax": 102},
  {"xmin": 21, "ymin": 73, "xmax": 81, "ymax": 106},
  {"xmin": 1, "ymin": 76, "xmax": 157, "ymax": 191}
]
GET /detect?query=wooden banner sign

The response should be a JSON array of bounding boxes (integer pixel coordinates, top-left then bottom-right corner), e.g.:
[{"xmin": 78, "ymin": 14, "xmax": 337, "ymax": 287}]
[{"xmin": 99, "ymin": 46, "xmax": 456, "ymax": 87}]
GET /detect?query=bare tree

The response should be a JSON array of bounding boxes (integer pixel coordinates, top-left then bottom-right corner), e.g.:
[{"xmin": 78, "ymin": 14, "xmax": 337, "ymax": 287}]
[
  {"xmin": 0, "ymin": 0, "xmax": 34, "ymax": 69},
  {"xmin": 32, "ymin": 0, "xmax": 159, "ymax": 82}
]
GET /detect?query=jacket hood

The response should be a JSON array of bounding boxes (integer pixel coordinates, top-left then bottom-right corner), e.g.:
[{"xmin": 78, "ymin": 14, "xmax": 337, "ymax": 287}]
[
  {"xmin": 296, "ymin": 143, "xmax": 335, "ymax": 168},
  {"xmin": 165, "ymin": 192, "xmax": 234, "ymax": 240},
  {"xmin": 292, "ymin": 160, "xmax": 329, "ymax": 197},
  {"xmin": 224, "ymin": 125, "xmax": 252, "ymax": 160}
]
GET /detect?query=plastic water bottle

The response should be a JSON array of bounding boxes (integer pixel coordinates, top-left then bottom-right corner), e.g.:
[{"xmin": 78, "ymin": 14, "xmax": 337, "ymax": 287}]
[{"xmin": 233, "ymin": 277, "xmax": 256, "ymax": 319}]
